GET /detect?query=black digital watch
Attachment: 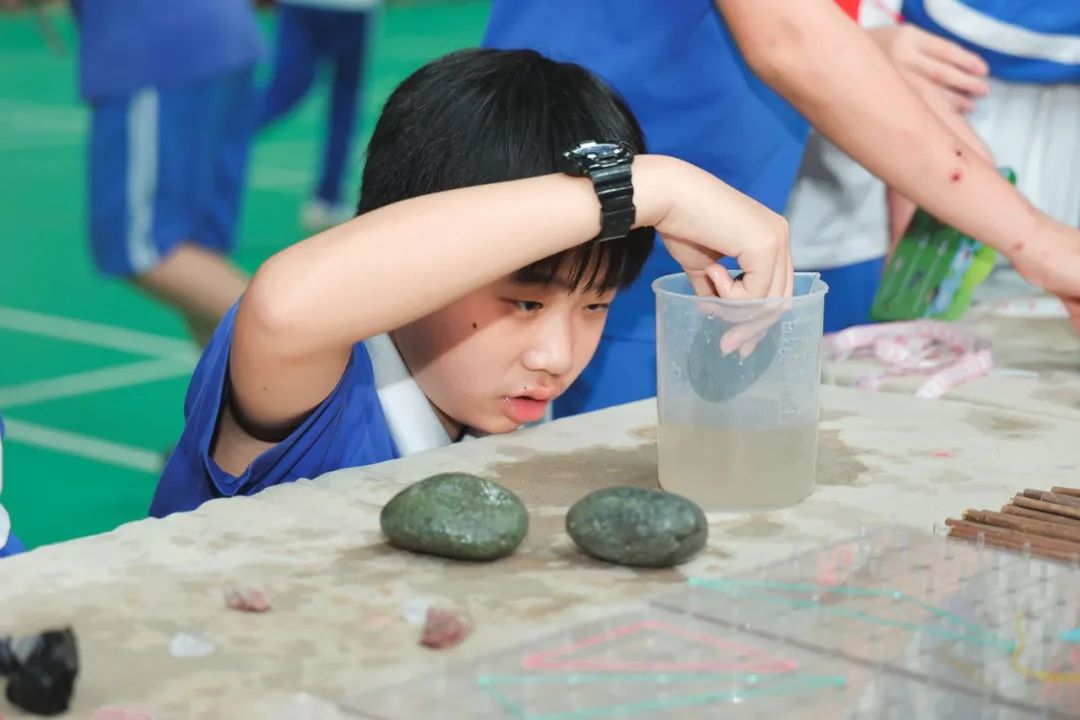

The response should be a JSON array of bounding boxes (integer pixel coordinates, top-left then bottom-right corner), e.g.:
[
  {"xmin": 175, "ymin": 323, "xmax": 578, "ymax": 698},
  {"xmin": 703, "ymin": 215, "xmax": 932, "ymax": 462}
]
[{"xmin": 560, "ymin": 140, "xmax": 636, "ymax": 242}]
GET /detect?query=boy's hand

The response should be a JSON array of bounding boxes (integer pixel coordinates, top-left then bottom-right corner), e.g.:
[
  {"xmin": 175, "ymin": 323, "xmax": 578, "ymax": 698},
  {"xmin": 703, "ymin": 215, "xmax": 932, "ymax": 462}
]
[
  {"xmin": 636, "ymin": 156, "xmax": 793, "ymax": 354},
  {"xmin": 638, "ymin": 156, "xmax": 793, "ymax": 302},
  {"xmin": 868, "ymin": 24, "xmax": 989, "ymax": 114}
]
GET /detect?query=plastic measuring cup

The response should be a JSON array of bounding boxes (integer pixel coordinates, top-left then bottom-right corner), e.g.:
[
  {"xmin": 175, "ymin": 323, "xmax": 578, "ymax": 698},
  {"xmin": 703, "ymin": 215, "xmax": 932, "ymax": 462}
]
[{"xmin": 652, "ymin": 271, "xmax": 829, "ymax": 512}]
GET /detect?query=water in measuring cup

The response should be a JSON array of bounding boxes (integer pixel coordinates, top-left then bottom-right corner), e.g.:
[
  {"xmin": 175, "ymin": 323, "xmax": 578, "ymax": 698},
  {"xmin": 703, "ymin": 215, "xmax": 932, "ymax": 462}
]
[{"xmin": 657, "ymin": 421, "xmax": 818, "ymax": 511}]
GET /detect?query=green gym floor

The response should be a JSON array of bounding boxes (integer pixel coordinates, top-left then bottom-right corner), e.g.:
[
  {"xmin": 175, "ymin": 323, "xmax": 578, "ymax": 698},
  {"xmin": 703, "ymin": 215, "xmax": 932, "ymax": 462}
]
[{"xmin": 0, "ymin": 1, "xmax": 491, "ymax": 549}]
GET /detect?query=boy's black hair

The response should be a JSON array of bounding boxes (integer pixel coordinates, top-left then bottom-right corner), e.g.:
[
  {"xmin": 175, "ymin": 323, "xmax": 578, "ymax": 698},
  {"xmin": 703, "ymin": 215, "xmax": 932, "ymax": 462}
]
[{"xmin": 357, "ymin": 48, "xmax": 653, "ymax": 293}]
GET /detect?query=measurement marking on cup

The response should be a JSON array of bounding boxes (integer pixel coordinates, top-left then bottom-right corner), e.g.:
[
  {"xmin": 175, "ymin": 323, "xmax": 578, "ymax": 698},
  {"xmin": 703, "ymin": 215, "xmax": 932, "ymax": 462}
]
[{"xmin": 778, "ymin": 319, "xmax": 813, "ymax": 424}]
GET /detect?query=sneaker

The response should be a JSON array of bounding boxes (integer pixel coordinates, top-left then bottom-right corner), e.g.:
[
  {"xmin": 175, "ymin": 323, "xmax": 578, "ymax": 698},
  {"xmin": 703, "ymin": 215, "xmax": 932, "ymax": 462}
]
[{"xmin": 300, "ymin": 198, "xmax": 355, "ymax": 234}]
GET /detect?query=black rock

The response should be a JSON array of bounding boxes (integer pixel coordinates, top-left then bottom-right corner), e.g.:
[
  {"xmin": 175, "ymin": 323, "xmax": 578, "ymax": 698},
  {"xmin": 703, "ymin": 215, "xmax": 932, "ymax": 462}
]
[
  {"xmin": 0, "ymin": 627, "xmax": 79, "ymax": 717},
  {"xmin": 686, "ymin": 313, "xmax": 779, "ymax": 403}
]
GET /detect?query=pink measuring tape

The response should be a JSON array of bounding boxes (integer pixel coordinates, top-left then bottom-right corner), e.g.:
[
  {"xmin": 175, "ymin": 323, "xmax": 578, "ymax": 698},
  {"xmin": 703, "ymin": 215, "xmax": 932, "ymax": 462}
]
[{"xmin": 822, "ymin": 321, "xmax": 993, "ymax": 399}]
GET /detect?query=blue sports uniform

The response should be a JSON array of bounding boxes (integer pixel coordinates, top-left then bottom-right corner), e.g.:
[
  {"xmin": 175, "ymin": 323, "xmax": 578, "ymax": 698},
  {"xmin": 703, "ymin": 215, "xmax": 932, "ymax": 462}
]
[
  {"xmin": 901, "ymin": 0, "xmax": 1080, "ymax": 83},
  {"xmin": 150, "ymin": 304, "xmax": 397, "ymax": 516},
  {"xmin": 0, "ymin": 416, "xmax": 24, "ymax": 557}
]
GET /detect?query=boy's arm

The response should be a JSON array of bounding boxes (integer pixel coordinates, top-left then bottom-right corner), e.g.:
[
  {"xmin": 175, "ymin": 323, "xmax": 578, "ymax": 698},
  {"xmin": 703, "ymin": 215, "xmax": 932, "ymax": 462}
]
[
  {"xmin": 229, "ymin": 155, "xmax": 789, "ymax": 443},
  {"xmin": 717, "ymin": 0, "xmax": 1080, "ymax": 328}
]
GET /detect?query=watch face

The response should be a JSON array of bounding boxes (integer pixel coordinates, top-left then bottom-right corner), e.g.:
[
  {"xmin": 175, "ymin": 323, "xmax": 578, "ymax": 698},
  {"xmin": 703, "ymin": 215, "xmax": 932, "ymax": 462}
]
[
  {"xmin": 577, "ymin": 140, "xmax": 605, "ymax": 156},
  {"xmin": 562, "ymin": 141, "xmax": 634, "ymax": 177},
  {"xmin": 570, "ymin": 140, "xmax": 630, "ymax": 163}
]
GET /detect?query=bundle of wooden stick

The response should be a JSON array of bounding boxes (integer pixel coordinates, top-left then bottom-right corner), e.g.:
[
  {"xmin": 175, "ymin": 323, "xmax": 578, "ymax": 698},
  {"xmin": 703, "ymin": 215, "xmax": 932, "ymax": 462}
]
[{"xmin": 945, "ymin": 487, "xmax": 1080, "ymax": 563}]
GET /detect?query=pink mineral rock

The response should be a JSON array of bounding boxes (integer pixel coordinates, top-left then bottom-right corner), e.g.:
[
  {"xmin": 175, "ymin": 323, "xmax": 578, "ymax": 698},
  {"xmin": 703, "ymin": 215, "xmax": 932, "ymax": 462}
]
[
  {"xmin": 224, "ymin": 587, "xmax": 271, "ymax": 613},
  {"xmin": 420, "ymin": 608, "xmax": 471, "ymax": 649}
]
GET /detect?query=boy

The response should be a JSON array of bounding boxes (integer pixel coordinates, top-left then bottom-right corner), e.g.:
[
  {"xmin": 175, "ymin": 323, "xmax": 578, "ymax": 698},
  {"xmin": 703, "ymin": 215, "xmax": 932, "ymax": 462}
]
[
  {"xmin": 149, "ymin": 49, "xmax": 792, "ymax": 517},
  {"xmin": 73, "ymin": 0, "xmax": 262, "ymax": 347},
  {"xmin": 0, "ymin": 416, "xmax": 24, "ymax": 558}
]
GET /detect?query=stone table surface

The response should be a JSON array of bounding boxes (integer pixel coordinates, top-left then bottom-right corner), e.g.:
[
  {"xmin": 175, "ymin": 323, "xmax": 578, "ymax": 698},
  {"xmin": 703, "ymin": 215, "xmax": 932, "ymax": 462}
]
[
  {"xmin": 3, "ymin": 377, "xmax": 1079, "ymax": 718},
  {"xmin": 3, "ymin": 268, "xmax": 1078, "ymax": 718},
  {"xmin": 822, "ymin": 270, "xmax": 1080, "ymax": 419}
]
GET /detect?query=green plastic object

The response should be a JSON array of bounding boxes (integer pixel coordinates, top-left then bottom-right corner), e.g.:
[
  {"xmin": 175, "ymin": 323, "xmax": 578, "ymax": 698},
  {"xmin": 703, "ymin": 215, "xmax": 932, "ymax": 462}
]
[{"xmin": 870, "ymin": 167, "xmax": 1016, "ymax": 322}]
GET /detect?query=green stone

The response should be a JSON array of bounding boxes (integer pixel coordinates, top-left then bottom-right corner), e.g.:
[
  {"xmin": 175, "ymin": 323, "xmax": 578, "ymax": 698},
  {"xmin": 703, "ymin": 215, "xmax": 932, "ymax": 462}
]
[
  {"xmin": 380, "ymin": 472, "xmax": 528, "ymax": 561},
  {"xmin": 687, "ymin": 314, "xmax": 779, "ymax": 403},
  {"xmin": 565, "ymin": 486, "xmax": 708, "ymax": 568}
]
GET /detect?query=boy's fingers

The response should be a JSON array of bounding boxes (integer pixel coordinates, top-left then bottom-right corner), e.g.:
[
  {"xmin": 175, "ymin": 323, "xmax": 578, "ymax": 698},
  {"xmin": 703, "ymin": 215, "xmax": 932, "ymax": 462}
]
[
  {"xmin": 721, "ymin": 252, "xmax": 792, "ymax": 356},
  {"xmin": 779, "ymin": 248, "xmax": 794, "ymax": 299},
  {"xmin": 739, "ymin": 328, "xmax": 769, "ymax": 360},
  {"xmin": 719, "ymin": 320, "xmax": 761, "ymax": 357},
  {"xmin": 757, "ymin": 243, "xmax": 790, "ymax": 304},
  {"xmin": 721, "ymin": 326, "xmax": 766, "ymax": 360},
  {"xmin": 719, "ymin": 301, "xmax": 788, "ymax": 356},
  {"xmin": 766, "ymin": 252, "xmax": 783, "ymax": 299},
  {"xmin": 1063, "ymin": 296, "xmax": 1080, "ymax": 335},
  {"xmin": 730, "ymin": 246, "xmax": 787, "ymax": 301},
  {"xmin": 687, "ymin": 270, "xmax": 718, "ymax": 299},
  {"xmin": 705, "ymin": 264, "xmax": 736, "ymax": 297},
  {"xmin": 703, "ymin": 269, "xmax": 758, "ymax": 323},
  {"xmin": 734, "ymin": 266, "xmax": 772, "ymax": 299}
]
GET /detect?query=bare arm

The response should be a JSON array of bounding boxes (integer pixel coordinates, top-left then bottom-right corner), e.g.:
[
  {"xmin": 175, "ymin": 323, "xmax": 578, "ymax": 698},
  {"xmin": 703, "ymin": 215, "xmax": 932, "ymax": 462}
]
[
  {"xmin": 232, "ymin": 171, "xmax": 607, "ymax": 441},
  {"xmin": 866, "ymin": 23, "xmax": 997, "ymax": 250},
  {"xmin": 229, "ymin": 155, "xmax": 789, "ymax": 444},
  {"xmin": 718, "ymin": 0, "xmax": 1080, "ymax": 327},
  {"xmin": 720, "ymin": 0, "xmax": 1026, "ymax": 244}
]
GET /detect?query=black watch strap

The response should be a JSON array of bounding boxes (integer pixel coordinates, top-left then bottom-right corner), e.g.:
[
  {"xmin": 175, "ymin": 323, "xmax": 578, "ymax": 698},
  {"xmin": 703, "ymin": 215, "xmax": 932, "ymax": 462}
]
[{"xmin": 561, "ymin": 141, "xmax": 636, "ymax": 242}]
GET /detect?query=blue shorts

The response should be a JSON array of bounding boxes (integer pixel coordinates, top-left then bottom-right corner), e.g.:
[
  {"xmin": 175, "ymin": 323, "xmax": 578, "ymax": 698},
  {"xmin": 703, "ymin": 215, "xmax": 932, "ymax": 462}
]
[
  {"xmin": 553, "ymin": 256, "xmax": 885, "ymax": 418},
  {"xmin": 816, "ymin": 256, "xmax": 884, "ymax": 334},
  {"xmin": 88, "ymin": 68, "xmax": 256, "ymax": 277}
]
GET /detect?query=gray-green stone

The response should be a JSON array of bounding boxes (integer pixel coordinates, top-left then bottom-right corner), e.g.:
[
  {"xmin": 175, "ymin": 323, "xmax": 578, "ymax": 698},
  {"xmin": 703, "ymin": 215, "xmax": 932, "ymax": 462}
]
[
  {"xmin": 687, "ymin": 314, "xmax": 778, "ymax": 403},
  {"xmin": 380, "ymin": 472, "xmax": 528, "ymax": 561},
  {"xmin": 565, "ymin": 486, "xmax": 708, "ymax": 568}
]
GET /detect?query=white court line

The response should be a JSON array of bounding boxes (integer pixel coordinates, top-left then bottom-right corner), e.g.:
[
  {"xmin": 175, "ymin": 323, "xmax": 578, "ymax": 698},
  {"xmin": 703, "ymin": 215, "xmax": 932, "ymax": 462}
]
[
  {"xmin": 0, "ymin": 114, "xmax": 83, "ymax": 131},
  {"xmin": 0, "ymin": 357, "xmax": 195, "ymax": 410},
  {"xmin": 0, "ymin": 306, "xmax": 198, "ymax": 360},
  {"xmin": 0, "ymin": 98, "xmax": 82, "ymax": 113},
  {"xmin": 249, "ymin": 166, "xmax": 311, "ymax": 191},
  {"xmin": 3, "ymin": 418, "xmax": 163, "ymax": 474},
  {"xmin": 0, "ymin": 104, "xmax": 85, "ymax": 132},
  {"xmin": 0, "ymin": 136, "xmax": 82, "ymax": 152},
  {"xmin": 259, "ymin": 137, "xmax": 319, "ymax": 153}
]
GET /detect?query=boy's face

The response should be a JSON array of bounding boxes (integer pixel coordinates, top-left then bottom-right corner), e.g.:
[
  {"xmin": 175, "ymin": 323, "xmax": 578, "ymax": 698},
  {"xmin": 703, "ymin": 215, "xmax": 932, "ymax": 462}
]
[{"xmin": 391, "ymin": 276, "xmax": 616, "ymax": 436}]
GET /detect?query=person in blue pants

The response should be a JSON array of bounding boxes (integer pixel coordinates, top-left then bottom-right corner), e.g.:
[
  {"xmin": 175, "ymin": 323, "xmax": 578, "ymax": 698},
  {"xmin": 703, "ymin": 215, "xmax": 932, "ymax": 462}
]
[
  {"xmin": 257, "ymin": 0, "xmax": 381, "ymax": 233},
  {"xmin": 0, "ymin": 416, "xmax": 24, "ymax": 558},
  {"xmin": 483, "ymin": 0, "xmax": 1080, "ymax": 419}
]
